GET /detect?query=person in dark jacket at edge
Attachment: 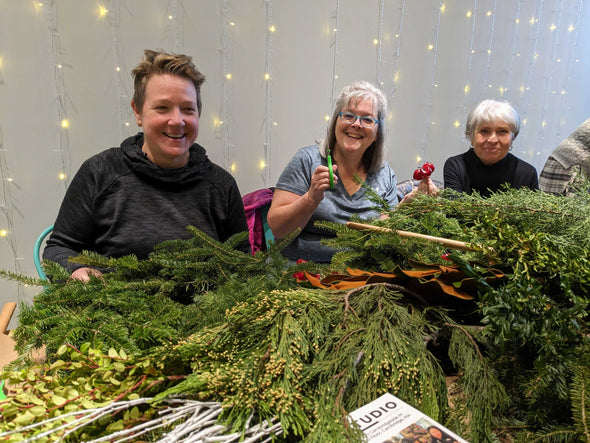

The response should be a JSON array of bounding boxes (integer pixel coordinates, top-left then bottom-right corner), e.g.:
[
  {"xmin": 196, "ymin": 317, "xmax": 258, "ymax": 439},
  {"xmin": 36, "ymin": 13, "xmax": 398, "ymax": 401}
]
[{"xmin": 43, "ymin": 49, "xmax": 249, "ymax": 284}]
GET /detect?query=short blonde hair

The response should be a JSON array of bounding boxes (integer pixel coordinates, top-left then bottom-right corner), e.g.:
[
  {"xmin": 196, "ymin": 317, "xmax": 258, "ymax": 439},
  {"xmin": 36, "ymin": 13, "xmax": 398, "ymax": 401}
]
[{"xmin": 132, "ymin": 49, "xmax": 206, "ymax": 115}]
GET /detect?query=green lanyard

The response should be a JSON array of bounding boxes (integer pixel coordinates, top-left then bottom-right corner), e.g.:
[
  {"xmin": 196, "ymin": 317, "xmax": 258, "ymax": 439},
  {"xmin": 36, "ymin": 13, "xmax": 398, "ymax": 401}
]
[{"xmin": 327, "ymin": 149, "xmax": 335, "ymax": 189}]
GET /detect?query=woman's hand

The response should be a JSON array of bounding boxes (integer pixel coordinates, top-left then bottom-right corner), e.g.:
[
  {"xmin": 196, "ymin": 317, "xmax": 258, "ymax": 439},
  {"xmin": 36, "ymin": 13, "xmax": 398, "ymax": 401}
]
[
  {"xmin": 308, "ymin": 164, "xmax": 338, "ymax": 203},
  {"xmin": 267, "ymin": 164, "xmax": 338, "ymax": 239},
  {"xmin": 399, "ymin": 177, "xmax": 440, "ymax": 204},
  {"xmin": 70, "ymin": 267, "xmax": 103, "ymax": 283}
]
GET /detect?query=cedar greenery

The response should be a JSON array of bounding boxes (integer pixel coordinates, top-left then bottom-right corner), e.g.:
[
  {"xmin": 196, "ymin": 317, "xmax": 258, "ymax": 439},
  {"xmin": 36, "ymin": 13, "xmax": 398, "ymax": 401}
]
[{"xmin": 1, "ymin": 185, "xmax": 590, "ymax": 441}]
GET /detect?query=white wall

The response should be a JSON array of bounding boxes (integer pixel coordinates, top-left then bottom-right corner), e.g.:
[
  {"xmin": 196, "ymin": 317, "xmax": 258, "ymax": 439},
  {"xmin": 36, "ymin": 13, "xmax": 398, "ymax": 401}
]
[{"xmin": 1, "ymin": 0, "xmax": 590, "ymax": 328}]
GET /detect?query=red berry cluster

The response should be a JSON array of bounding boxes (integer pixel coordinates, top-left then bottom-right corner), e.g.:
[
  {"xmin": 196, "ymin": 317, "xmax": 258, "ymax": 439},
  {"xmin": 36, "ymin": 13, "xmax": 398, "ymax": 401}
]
[
  {"xmin": 413, "ymin": 162, "xmax": 435, "ymax": 180},
  {"xmin": 292, "ymin": 259, "xmax": 320, "ymax": 282}
]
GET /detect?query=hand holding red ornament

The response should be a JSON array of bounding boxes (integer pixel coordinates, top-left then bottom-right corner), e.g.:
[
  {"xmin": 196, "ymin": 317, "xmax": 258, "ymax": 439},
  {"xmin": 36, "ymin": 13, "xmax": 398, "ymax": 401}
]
[
  {"xmin": 400, "ymin": 162, "xmax": 439, "ymax": 203},
  {"xmin": 413, "ymin": 162, "xmax": 435, "ymax": 181}
]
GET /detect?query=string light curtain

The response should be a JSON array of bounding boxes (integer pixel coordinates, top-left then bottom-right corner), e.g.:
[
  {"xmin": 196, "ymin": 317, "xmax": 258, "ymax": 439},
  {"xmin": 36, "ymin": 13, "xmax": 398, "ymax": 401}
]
[
  {"xmin": 103, "ymin": 0, "xmax": 135, "ymax": 140},
  {"xmin": 39, "ymin": 0, "xmax": 72, "ymax": 189}
]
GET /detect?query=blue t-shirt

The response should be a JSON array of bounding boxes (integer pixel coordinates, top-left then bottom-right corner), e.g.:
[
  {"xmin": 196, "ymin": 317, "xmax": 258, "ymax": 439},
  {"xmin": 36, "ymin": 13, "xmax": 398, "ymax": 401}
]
[{"xmin": 275, "ymin": 145, "xmax": 399, "ymax": 262}]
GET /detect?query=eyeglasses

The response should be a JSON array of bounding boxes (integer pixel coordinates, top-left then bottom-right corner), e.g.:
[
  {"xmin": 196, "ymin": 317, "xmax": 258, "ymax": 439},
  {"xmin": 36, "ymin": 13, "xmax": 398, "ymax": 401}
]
[{"xmin": 338, "ymin": 112, "xmax": 379, "ymax": 128}]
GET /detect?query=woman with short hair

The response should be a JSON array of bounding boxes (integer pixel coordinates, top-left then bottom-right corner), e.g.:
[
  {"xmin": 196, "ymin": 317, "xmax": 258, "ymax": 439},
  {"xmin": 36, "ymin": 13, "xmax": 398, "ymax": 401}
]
[{"xmin": 443, "ymin": 99, "xmax": 538, "ymax": 197}]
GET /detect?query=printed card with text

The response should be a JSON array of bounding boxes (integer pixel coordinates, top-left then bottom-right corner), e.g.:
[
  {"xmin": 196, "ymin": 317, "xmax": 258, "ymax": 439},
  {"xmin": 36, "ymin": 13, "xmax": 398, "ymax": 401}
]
[{"xmin": 349, "ymin": 393, "xmax": 469, "ymax": 443}]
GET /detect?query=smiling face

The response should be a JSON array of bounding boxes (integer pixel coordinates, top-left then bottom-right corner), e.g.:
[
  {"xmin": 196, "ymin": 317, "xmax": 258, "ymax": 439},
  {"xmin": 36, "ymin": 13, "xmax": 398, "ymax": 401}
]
[
  {"xmin": 334, "ymin": 97, "xmax": 378, "ymax": 163},
  {"xmin": 131, "ymin": 73, "xmax": 199, "ymax": 168},
  {"xmin": 471, "ymin": 120, "xmax": 513, "ymax": 166}
]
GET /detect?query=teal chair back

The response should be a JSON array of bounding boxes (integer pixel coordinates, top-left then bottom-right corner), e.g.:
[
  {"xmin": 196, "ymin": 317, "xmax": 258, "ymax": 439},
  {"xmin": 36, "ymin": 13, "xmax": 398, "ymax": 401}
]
[{"xmin": 34, "ymin": 225, "xmax": 54, "ymax": 280}]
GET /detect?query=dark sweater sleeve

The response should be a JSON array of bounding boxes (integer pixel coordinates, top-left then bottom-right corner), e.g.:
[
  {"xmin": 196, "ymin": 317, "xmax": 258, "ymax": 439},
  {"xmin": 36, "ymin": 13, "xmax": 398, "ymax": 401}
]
[
  {"xmin": 443, "ymin": 154, "xmax": 470, "ymax": 193},
  {"xmin": 514, "ymin": 161, "xmax": 539, "ymax": 190},
  {"xmin": 43, "ymin": 159, "xmax": 99, "ymax": 273}
]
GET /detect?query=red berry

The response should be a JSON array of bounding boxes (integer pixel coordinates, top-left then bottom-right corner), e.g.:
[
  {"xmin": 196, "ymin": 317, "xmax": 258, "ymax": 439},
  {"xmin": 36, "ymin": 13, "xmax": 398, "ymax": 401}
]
[
  {"xmin": 292, "ymin": 271, "xmax": 305, "ymax": 281},
  {"xmin": 296, "ymin": 259, "xmax": 307, "ymax": 264},
  {"xmin": 422, "ymin": 162, "xmax": 435, "ymax": 176},
  {"xmin": 413, "ymin": 168, "xmax": 424, "ymax": 180}
]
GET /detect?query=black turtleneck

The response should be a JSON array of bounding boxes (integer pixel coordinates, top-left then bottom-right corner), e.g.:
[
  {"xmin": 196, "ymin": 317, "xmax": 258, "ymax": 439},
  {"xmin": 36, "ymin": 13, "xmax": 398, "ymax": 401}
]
[
  {"xmin": 463, "ymin": 148, "xmax": 518, "ymax": 197},
  {"xmin": 443, "ymin": 148, "xmax": 539, "ymax": 196}
]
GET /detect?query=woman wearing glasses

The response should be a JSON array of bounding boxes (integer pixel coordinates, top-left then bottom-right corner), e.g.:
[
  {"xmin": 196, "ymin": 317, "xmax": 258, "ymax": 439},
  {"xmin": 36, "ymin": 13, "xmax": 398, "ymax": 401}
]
[{"xmin": 268, "ymin": 81, "xmax": 431, "ymax": 263}]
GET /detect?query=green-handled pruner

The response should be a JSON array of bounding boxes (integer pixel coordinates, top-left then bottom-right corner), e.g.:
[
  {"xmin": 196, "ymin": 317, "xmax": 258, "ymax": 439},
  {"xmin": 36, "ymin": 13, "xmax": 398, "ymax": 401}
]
[{"xmin": 327, "ymin": 148, "xmax": 335, "ymax": 189}]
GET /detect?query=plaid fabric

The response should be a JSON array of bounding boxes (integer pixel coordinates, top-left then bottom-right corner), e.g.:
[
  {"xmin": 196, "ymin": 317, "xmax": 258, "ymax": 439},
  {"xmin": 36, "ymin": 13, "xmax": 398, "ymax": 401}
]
[
  {"xmin": 540, "ymin": 117, "xmax": 590, "ymax": 196},
  {"xmin": 539, "ymin": 156, "xmax": 583, "ymax": 196}
]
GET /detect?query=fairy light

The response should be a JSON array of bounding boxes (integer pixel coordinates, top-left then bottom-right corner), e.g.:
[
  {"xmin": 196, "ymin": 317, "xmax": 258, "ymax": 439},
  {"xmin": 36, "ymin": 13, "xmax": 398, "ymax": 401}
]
[
  {"xmin": 264, "ymin": 73, "xmax": 270, "ymax": 80},
  {"xmin": 376, "ymin": 0, "xmax": 385, "ymax": 86},
  {"xmin": 0, "ymin": 99, "xmax": 24, "ymax": 291},
  {"xmin": 329, "ymin": 0, "xmax": 341, "ymax": 105},
  {"xmin": 231, "ymin": 163, "xmax": 237, "ymax": 172},
  {"xmin": 58, "ymin": 173, "xmax": 67, "ymax": 180},
  {"xmin": 225, "ymin": 73, "xmax": 232, "ymax": 80},
  {"xmin": 481, "ymin": 0, "xmax": 498, "ymax": 93},
  {"xmin": 61, "ymin": 119, "xmax": 70, "ymax": 129},
  {"xmin": 503, "ymin": 1, "xmax": 522, "ymax": 94},
  {"xmin": 422, "ymin": 0, "xmax": 443, "ymax": 163},
  {"xmin": 454, "ymin": 120, "xmax": 461, "ymax": 128},
  {"xmin": 386, "ymin": 0, "xmax": 406, "ymax": 109},
  {"xmin": 102, "ymin": 1, "xmax": 135, "ymax": 139},
  {"xmin": 99, "ymin": 5, "xmax": 108, "ymax": 18},
  {"xmin": 167, "ymin": 0, "xmax": 184, "ymax": 53},
  {"xmin": 259, "ymin": 160, "xmax": 267, "ymax": 169}
]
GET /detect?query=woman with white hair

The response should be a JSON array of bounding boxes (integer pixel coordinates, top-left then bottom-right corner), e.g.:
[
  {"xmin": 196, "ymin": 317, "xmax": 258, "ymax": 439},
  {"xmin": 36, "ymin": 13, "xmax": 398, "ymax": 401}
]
[
  {"xmin": 443, "ymin": 99, "xmax": 538, "ymax": 197},
  {"xmin": 268, "ymin": 81, "xmax": 427, "ymax": 263}
]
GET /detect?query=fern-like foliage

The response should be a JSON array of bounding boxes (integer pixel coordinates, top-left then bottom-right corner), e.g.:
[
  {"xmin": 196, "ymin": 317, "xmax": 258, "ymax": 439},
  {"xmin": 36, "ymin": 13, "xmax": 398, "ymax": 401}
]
[{"xmin": 3, "ymin": 187, "xmax": 590, "ymax": 441}]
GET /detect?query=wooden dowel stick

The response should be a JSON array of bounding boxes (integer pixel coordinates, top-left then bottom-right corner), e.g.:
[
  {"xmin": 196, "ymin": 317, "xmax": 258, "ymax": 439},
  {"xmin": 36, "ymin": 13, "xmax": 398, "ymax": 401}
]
[
  {"xmin": 346, "ymin": 222, "xmax": 481, "ymax": 252},
  {"xmin": 0, "ymin": 302, "xmax": 17, "ymax": 335}
]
